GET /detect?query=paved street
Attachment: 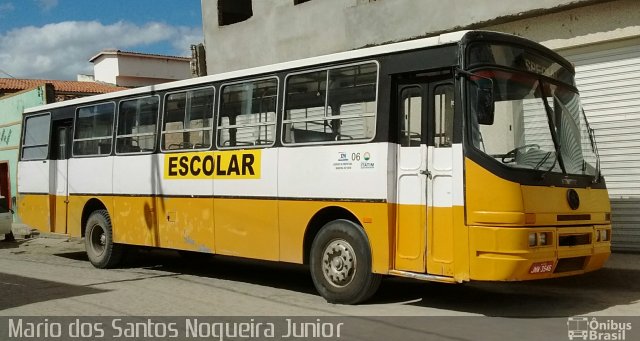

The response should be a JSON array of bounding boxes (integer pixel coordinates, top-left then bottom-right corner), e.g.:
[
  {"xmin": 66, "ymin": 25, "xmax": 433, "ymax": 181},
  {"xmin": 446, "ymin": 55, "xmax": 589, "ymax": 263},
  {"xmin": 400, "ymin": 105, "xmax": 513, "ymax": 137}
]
[{"xmin": 0, "ymin": 236, "xmax": 638, "ymax": 318}]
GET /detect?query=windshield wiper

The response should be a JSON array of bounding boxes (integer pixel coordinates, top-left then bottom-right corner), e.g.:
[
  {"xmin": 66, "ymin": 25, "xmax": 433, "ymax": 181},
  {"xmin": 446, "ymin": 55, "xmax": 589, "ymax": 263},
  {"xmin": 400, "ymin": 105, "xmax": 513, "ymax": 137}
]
[{"xmin": 538, "ymin": 81, "xmax": 567, "ymax": 176}]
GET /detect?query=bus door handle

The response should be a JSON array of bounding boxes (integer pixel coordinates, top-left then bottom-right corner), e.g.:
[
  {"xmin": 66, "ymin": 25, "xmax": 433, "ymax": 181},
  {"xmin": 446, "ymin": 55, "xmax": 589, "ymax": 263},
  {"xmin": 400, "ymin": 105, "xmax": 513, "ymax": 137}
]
[{"xmin": 420, "ymin": 170, "xmax": 432, "ymax": 179}]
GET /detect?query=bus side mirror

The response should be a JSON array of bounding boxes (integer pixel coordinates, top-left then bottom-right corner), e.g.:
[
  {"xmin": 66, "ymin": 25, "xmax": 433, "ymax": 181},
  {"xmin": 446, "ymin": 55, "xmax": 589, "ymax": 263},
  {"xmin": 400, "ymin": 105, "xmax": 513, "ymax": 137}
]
[{"xmin": 475, "ymin": 79, "xmax": 495, "ymax": 125}]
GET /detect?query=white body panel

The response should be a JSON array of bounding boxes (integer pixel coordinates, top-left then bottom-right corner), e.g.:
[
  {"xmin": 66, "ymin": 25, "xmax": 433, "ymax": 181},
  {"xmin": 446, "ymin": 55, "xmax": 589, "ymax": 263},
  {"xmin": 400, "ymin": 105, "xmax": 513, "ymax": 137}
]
[
  {"xmin": 68, "ymin": 157, "xmax": 113, "ymax": 195},
  {"xmin": 17, "ymin": 160, "xmax": 51, "ymax": 194},
  {"xmin": 277, "ymin": 143, "xmax": 388, "ymax": 200}
]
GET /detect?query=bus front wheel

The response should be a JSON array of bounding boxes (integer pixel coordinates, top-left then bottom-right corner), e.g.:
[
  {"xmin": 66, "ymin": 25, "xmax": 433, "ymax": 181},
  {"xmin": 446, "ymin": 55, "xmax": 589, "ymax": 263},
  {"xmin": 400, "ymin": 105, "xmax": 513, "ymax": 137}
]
[
  {"xmin": 85, "ymin": 210, "xmax": 123, "ymax": 269},
  {"xmin": 309, "ymin": 219, "xmax": 381, "ymax": 304}
]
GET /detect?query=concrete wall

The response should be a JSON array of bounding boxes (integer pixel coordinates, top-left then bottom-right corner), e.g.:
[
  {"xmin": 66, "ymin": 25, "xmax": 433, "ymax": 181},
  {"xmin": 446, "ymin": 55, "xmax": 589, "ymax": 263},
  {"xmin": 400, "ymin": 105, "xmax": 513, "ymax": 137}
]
[
  {"xmin": 486, "ymin": 0, "xmax": 640, "ymax": 51},
  {"xmin": 93, "ymin": 54, "xmax": 191, "ymax": 87},
  {"xmin": 0, "ymin": 86, "xmax": 48, "ymax": 221},
  {"xmin": 202, "ymin": 0, "xmax": 601, "ymax": 74},
  {"xmin": 93, "ymin": 56, "xmax": 119, "ymax": 85}
]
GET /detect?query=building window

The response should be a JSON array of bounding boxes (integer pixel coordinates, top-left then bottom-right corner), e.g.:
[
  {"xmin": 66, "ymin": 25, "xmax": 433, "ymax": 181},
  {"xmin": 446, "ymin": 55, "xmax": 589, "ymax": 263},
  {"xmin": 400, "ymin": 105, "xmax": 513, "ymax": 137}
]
[
  {"xmin": 294, "ymin": 0, "xmax": 311, "ymax": 5},
  {"xmin": 218, "ymin": 0, "xmax": 253, "ymax": 26}
]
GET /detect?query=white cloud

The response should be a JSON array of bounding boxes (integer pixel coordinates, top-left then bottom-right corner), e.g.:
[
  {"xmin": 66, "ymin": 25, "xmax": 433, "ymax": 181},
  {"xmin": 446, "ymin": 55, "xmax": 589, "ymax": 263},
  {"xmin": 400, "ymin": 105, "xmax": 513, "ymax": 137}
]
[
  {"xmin": 0, "ymin": 21, "xmax": 203, "ymax": 80},
  {"xmin": 0, "ymin": 2, "xmax": 15, "ymax": 17},
  {"xmin": 35, "ymin": 0, "xmax": 58, "ymax": 12}
]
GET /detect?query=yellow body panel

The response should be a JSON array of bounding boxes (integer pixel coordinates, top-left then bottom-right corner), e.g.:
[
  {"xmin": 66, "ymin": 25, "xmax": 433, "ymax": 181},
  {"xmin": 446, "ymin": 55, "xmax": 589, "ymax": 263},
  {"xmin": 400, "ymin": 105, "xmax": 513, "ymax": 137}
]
[
  {"xmin": 394, "ymin": 203, "xmax": 426, "ymax": 272},
  {"xmin": 465, "ymin": 158, "xmax": 611, "ymax": 281},
  {"xmin": 18, "ymin": 157, "xmax": 610, "ymax": 284},
  {"xmin": 17, "ymin": 194, "xmax": 51, "ymax": 232},
  {"xmin": 277, "ymin": 200, "xmax": 391, "ymax": 273},
  {"xmin": 214, "ymin": 198, "xmax": 277, "ymax": 260},
  {"xmin": 53, "ymin": 195, "xmax": 68, "ymax": 234}
]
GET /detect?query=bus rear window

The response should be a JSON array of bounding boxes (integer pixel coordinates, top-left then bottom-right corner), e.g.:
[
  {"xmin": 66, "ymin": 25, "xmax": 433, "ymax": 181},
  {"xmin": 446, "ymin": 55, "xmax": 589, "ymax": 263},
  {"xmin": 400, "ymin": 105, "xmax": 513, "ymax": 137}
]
[{"xmin": 22, "ymin": 113, "xmax": 51, "ymax": 160}]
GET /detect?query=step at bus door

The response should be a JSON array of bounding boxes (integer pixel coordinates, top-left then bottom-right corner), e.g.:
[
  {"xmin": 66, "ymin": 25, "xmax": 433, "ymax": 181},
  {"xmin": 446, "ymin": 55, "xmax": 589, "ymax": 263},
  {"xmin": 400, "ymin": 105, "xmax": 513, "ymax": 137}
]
[
  {"xmin": 395, "ymin": 81, "xmax": 429, "ymax": 272},
  {"xmin": 51, "ymin": 121, "xmax": 72, "ymax": 234}
]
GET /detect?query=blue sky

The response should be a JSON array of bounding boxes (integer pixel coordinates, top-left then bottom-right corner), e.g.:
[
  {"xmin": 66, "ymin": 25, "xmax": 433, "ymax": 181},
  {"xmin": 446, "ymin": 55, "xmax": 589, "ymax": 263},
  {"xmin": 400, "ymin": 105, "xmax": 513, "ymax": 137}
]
[{"xmin": 0, "ymin": 0, "xmax": 203, "ymax": 80}]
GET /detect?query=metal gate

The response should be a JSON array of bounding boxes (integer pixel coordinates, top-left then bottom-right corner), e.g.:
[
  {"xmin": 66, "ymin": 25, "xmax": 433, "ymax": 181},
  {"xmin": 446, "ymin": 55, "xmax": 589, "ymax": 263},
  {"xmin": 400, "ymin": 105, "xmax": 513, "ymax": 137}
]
[{"xmin": 561, "ymin": 38, "xmax": 640, "ymax": 252}]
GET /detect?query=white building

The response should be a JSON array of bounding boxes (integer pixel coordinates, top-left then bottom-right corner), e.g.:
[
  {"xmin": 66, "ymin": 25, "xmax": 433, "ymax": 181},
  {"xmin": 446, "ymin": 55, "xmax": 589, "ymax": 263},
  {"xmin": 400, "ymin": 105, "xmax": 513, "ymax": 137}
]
[{"xmin": 89, "ymin": 50, "xmax": 191, "ymax": 87}]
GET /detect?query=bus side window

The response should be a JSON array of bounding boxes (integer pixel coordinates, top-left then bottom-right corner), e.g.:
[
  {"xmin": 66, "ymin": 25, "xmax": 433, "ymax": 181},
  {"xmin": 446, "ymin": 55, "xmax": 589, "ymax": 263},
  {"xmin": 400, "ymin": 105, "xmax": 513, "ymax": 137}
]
[
  {"xmin": 217, "ymin": 78, "xmax": 278, "ymax": 148},
  {"xmin": 22, "ymin": 113, "xmax": 51, "ymax": 160},
  {"xmin": 116, "ymin": 96, "xmax": 159, "ymax": 154},
  {"xmin": 434, "ymin": 84, "xmax": 454, "ymax": 147},
  {"xmin": 73, "ymin": 103, "xmax": 115, "ymax": 157},
  {"xmin": 283, "ymin": 62, "xmax": 377, "ymax": 144},
  {"xmin": 162, "ymin": 87, "xmax": 215, "ymax": 151}
]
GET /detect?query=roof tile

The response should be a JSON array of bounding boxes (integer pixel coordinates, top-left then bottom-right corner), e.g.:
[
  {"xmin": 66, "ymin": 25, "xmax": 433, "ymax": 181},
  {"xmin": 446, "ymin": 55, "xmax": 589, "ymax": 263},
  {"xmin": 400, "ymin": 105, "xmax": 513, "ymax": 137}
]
[{"xmin": 0, "ymin": 78, "xmax": 127, "ymax": 94}]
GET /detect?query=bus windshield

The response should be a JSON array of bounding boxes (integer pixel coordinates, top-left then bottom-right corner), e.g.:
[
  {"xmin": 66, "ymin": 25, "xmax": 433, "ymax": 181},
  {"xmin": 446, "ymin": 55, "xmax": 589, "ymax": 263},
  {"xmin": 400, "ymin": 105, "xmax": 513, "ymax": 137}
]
[{"xmin": 469, "ymin": 68, "xmax": 598, "ymax": 177}]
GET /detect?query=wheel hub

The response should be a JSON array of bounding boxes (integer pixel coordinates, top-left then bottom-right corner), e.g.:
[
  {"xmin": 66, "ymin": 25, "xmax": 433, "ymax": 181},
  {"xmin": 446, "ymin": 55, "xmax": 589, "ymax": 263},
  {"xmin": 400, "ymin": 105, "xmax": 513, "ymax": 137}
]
[{"xmin": 322, "ymin": 239, "xmax": 357, "ymax": 288}]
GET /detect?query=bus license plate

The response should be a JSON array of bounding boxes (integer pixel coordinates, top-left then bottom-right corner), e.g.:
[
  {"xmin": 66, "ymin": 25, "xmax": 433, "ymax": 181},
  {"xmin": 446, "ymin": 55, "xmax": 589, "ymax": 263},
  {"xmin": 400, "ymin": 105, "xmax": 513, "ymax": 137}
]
[{"xmin": 529, "ymin": 261, "xmax": 554, "ymax": 274}]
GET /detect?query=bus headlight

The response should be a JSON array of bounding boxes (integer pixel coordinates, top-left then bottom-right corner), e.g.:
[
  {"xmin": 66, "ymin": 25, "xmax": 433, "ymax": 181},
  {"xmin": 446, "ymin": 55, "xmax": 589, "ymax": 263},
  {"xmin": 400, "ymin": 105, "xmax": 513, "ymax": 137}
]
[
  {"xmin": 529, "ymin": 233, "xmax": 537, "ymax": 247},
  {"xmin": 539, "ymin": 232, "xmax": 548, "ymax": 246}
]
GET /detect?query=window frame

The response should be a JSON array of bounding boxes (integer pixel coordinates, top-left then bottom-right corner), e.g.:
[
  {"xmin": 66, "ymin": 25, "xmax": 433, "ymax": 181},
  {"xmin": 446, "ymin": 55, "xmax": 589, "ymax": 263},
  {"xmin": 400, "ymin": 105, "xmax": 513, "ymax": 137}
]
[
  {"xmin": 216, "ymin": 76, "xmax": 279, "ymax": 150},
  {"xmin": 281, "ymin": 60, "xmax": 379, "ymax": 146},
  {"xmin": 160, "ymin": 86, "xmax": 216, "ymax": 153},
  {"xmin": 72, "ymin": 101, "xmax": 117, "ymax": 158},
  {"xmin": 21, "ymin": 112, "xmax": 51, "ymax": 161},
  {"xmin": 114, "ymin": 95, "xmax": 161, "ymax": 156}
]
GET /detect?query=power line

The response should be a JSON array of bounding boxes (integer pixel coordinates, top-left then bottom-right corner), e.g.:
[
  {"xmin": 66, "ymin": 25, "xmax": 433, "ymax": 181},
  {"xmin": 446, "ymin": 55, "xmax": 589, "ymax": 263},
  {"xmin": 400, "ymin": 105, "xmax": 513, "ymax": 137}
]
[{"xmin": 0, "ymin": 68, "xmax": 16, "ymax": 78}]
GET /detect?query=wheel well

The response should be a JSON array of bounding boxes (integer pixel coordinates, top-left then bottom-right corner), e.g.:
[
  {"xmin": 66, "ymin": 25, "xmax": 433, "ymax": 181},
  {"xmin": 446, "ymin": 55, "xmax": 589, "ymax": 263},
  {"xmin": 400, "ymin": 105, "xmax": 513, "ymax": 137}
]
[
  {"xmin": 302, "ymin": 206, "xmax": 360, "ymax": 264},
  {"xmin": 81, "ymin": 198, "xmax": 107, "ymax": 237}
]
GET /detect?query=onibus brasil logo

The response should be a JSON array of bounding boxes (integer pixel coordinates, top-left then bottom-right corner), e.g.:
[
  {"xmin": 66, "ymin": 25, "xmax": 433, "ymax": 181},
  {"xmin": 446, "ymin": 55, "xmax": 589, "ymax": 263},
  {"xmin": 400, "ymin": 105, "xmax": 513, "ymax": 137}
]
[{"xmin": 567, "ymin": 317, "xmax": 632, "ymax": 340}]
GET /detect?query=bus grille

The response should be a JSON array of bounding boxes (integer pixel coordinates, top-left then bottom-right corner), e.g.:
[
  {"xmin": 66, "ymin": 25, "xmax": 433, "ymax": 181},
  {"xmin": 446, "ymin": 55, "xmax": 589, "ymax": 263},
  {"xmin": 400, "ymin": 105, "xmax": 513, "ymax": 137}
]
[
  {"xmin": 554, "ymin": 257, "xmax": 586, "ymax": 273},
  {"xmin": 558, "ymin": 233, "xmax": 591, "ymax": 246}
]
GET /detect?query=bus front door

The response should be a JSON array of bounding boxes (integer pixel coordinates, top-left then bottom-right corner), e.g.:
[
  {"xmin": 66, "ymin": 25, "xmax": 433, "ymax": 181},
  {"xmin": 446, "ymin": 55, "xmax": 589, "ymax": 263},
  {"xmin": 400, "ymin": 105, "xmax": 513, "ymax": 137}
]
[
  {"xmin": 394, "ymin": 81, "xmax": 429, "ymax": 272},
  {"xmin": 51, "ymin": 121, "xmax": 72, "ymax": 234}
]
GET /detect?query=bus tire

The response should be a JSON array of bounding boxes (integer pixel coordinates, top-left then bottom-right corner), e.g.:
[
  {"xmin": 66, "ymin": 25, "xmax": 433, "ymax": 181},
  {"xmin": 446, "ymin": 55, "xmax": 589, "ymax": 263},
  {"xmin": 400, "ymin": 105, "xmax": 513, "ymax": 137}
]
[
  {"xmin": 85, "ymin": 209, "xmax": 123, "ymax": 269},
  {"xmin": 310, "ymin": 219, "xmax": 381, "ymax": 304}
]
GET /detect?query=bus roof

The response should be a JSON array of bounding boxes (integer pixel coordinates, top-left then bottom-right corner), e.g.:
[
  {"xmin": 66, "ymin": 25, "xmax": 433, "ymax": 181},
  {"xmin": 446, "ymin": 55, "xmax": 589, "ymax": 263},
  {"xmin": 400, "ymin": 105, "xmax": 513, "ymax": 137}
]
[{"xmin": 24, "ymin": 30, "xmax": 472, "ymax": 114}]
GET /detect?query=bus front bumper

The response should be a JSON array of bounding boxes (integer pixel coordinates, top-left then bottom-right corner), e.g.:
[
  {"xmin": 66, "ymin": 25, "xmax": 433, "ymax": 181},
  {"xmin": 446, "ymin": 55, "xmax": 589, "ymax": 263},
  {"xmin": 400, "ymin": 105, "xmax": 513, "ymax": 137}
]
[{"xmin": 468, "ymin": 225, "xmax": 611, "ymax": 281}]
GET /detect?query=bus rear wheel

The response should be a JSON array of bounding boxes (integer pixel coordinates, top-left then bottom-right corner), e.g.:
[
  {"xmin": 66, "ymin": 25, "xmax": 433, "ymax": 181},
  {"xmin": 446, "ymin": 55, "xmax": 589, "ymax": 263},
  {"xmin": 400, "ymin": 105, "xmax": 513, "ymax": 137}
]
[
  {"xmin": 85, "ymin": 209, "xmax": 123, "ymax": 269},
  {"xmin": 310, "ymin": 219, "xmax": 381, "ymax": 304}
]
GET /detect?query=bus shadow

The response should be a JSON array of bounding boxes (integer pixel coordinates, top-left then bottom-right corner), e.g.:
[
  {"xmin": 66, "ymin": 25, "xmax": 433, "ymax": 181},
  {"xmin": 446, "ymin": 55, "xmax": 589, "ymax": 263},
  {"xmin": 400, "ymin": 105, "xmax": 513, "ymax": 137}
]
[
  {"xmin": 53, "ymin": 248, "xmax": 640, "ymax": 317},
  {"xmin": 370, "ymin": 266, "xmax": 640, "ymax": 317},
  {"xmin": 118, "ymin": 248, "xmax": 318, "ymax": 296}
]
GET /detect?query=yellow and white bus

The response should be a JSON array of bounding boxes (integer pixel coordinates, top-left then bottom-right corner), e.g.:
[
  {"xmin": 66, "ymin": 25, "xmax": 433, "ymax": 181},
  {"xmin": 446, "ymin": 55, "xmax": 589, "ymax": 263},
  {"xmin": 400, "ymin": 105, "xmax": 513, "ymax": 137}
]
[{"xmin": 17, "ymin": 31, "xmax": 611, "ymax": 304}]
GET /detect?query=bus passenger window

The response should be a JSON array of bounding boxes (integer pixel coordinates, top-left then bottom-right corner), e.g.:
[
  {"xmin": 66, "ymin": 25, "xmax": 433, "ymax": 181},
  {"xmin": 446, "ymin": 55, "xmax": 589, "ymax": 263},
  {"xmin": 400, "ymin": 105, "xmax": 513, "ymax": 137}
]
[
  {"xmin": 22, "ymin": 113, "xmax": 51, "ymax": 160},
  {"xmin": 283, "ymin": 62, "xmax": 377, "ymax": 144},
  {"xmin": 73, "ymin": 103, "xmax": 115, "ymax": 157},
  {"xmin": 116, "ymin": 96, "xmax": 159, "ymax": 154},
  {"xmin": 217, "ymin": 78, "xmax": 278, "ymax": 148},
  {"xmin": 434, "ymin": 84, "xmax": 454, "ymax": 147},
  {"xmin": 162, "ymin": 87, "xmax": 214, "ymax": 151}
]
